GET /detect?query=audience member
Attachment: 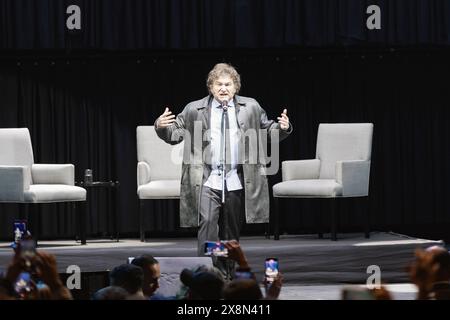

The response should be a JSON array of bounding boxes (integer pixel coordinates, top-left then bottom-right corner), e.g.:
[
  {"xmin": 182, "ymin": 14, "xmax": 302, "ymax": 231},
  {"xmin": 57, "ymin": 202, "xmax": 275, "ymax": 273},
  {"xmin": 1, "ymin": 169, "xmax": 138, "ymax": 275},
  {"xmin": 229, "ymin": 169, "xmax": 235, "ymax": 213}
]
[
  {"xmin": 1, "ymin": 247, "xmax": 72, "ymax": 300},
  {"xmin": 180, "ymin": 266, "xmax": 225, "ymax": 300},
  {"xmin": 409, "ymin": 245, "xmax": 450, "ymax": 300},
  {"xmin": 131, "ymin": 255, "xmax": 161, "ymax": 299},
  {"xmin": 223, "ymin": 279, "xmax": 263, "ymax": 300},
  {"xmin": 109, "ymin": 264, "xmax": 145, "ymax": 300},
  {"xmin": 92, "ymin": 286, "xmax": 130, "ymax": 300},
  {"xmin": 225, "ymin": 240, "xmax": 283, "ymax": 299}
]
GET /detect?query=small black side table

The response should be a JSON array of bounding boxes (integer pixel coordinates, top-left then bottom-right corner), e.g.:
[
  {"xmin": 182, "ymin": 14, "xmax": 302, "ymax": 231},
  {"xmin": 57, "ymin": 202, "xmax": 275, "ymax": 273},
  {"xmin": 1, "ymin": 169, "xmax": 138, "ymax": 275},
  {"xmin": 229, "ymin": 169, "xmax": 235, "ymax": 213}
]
[{"xmin": 77, "ymin": 181, "xmax": 120, "ymax": 242}]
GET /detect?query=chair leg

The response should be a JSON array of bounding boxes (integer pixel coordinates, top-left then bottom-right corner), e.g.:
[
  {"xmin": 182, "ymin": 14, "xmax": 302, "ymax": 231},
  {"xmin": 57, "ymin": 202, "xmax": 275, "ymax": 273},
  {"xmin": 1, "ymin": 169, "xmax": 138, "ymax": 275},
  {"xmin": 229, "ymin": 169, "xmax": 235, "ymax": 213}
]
[
  {"xmin": 22, "ymin": 204, "xmax": 38, "ymax": 245},
  {"xmin": 114, "ymin": 187, "xmax": 120, "ymax": 242},
  {"xmin": 32, "ymin": 205, "xmax": 40, "ymax": 245},
  {"xmin": 139, "ymin": 200, "xmax": 145, "ymax": 242},
  {"xmin": 364, "ymin": 197, "xmax": 370, "ymax": 238},
  {"xmin": 22, "ymin": 203, "xmax": 29, "ymax": 221},
  {"xmin": 24, "ymin": 204, "xmax": 39, "ymax": 245},
  {"xmin": 265, "ymin": 195, "xmax": 271, "ymax": 239},
  {"xmin": 317, "ymin": 201, "xmax": 323, "ymax": 239},
  {"xmin": 330, "ymin": 200, "xmax": 337, "ymax": 241},
  {"xmin": 264, "ymin": 223, "xmax": 270, "ymax": 239},
  {"xmin": 77, "ymin": 201, "xmax": 87, "ymax": 245},
  {"xmin": 273, "ymin": 197, "xmax": 280, "ymax": 240},
  {"xmin": 72, "ymin": 202, "xmax": 78, "ymax": 241}
]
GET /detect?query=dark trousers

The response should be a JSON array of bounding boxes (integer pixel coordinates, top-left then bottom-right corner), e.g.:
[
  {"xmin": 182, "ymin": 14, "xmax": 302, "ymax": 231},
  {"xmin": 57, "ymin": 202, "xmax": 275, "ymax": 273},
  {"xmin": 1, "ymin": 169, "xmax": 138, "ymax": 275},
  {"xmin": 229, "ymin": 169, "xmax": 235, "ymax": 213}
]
[{"xmin": 197, "ymin": 186, "xmax": 244, "ymax": 256}]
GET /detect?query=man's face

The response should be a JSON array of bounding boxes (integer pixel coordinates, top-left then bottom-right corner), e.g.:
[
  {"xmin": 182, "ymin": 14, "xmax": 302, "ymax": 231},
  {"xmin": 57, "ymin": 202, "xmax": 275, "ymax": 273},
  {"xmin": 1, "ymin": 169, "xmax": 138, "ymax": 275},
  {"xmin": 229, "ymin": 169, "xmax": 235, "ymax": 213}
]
[
  {"xmin": 211, "ymin": 74, "xmax": 236, "ymax": 103},
  {"xmin": 143, "ymin": 263, "xmax": 161, "ymax": 297}
]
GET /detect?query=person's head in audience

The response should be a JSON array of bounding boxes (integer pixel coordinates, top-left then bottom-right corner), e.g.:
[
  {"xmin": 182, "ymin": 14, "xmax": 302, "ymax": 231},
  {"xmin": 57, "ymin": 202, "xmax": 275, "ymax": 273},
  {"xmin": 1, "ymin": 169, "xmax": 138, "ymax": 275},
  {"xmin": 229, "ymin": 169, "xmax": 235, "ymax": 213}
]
[
  {"xmin": 223, "ymin": 279, "xmax": 263, "ymax": 300},
  {"xmin": 131, "ymin": 255, "xmax": 160, "ymax": 298},
  {"xmin": 426, "ymin": 246, "xmax": 450, "ymax": 282},
  {"xmin": 92, "ymin": 286, "xmax": 130, "ymax": 300},
  {"xmin": 109, "ymin": 264, "xmax": 145, "ymax": 299},
  {"xmin": 425, "ymin": 245, "xmax": 450, "ymax": 300},
  {"xmin": 180, "ymin": 266, "xmax": 225, "ymax": 300},
  {"xmin": 1, "ymin": 249, "xmax": 72, "ymax": 300},
  {"xmin": 410, "ymin": 245, "xmax": 450, "ymax": 300}
]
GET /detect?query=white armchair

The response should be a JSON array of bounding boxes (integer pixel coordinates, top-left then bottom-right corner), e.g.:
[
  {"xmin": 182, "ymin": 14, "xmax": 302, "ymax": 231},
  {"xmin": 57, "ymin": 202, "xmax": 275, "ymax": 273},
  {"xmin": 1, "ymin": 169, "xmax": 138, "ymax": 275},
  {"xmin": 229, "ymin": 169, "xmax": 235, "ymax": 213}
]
[
  {"xmin": 136, "ymin": 126, "xmax": 183, "ymax": 242},
  {"xmin": 0, "ymin": 128, "xmax": 87, "ymax": 243},
  {"xmin": 272, "ymin": 123, "xmax": 373, "ymax": 240}
]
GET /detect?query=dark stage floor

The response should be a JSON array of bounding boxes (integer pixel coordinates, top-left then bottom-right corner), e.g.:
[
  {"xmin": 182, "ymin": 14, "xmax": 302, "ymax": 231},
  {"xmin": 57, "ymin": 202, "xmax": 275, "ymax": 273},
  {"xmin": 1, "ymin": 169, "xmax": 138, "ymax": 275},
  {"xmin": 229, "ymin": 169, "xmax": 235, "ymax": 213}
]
[{"xmin": 0, "ymin": 231, "xmax": 442, "ymax": 285}]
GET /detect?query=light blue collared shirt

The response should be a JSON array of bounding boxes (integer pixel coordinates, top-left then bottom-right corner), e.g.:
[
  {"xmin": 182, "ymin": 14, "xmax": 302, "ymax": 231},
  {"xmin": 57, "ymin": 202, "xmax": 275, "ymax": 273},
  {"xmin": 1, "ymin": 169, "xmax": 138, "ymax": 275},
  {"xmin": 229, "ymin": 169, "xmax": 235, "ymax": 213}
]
[{"xmin": 204, "ymin": 98, "xmax": 243, "ymax": 191}]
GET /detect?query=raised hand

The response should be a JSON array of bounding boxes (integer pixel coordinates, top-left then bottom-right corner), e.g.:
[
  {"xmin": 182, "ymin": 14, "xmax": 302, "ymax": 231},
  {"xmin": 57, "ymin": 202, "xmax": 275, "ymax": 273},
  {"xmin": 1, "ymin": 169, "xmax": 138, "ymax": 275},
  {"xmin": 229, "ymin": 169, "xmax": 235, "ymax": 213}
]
[
  {"xmin": 224, "ymin": 240, "xmax": 249, "ymax": 269},
  {"xmin": 277, "ymin": 109, "xmax": 289, "ymax": 130},
  {"xmin": 156, "ymin": 107, "xmax": 176, "ymax": 128},
  {"xmin": 34, "ymin": 251, "xmax": 62, "ymax": 290},
  {"xmin": 264, "ymin": 272, "xmax": 283, "ymax": 300}
]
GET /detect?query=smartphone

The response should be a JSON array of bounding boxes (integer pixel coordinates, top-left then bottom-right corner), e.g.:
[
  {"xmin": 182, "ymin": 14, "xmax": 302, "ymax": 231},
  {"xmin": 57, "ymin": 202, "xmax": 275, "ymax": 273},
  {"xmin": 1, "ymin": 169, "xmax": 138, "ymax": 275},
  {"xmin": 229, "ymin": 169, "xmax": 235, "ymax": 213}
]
[
  {"xmin": 204, "ymin": 241, "xmax": 228, "ymax": 257},
  {"xmin": 234, "ymin": 271, "xmax": 254, "ymax": 280},
  {"xmin": 13, "ymin": 220, "xmax": 27, "ymax": 243},
  {"xmin": 15, "ymin": 272, "xmax": 33, "ymax": 298},
  {"xmin": 342, "ymin": 287, "xmax": 375, "ymax": 300},
  {"xmin": 264, "ymin": 258, "xmax": 279, "ymax": 283}
]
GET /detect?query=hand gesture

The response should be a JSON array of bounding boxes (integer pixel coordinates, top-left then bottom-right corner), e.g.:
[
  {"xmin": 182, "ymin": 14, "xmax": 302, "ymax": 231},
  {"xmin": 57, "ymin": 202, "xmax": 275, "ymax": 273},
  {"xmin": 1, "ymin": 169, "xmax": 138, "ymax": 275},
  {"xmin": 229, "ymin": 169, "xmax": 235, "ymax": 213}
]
[
  {"xmin": 264, "ymin": 272, "xmax": 283, "ymax": 300},
  {"xmin": 156, "ymin": 107, "xmax": 176, "ymax": 128},
  {"xmin": 277, "ymin": 109, "xmax": 289, "ymax": 130},
  {"xmin": 224, "ymin": 240, "xmax": 249, "ymax": 269},
  {"xmin": 34, "ymin": 251, "xmax": 62, "ymax": 290},
  {"xmin": 5, "ymin": 245, "xmax": 26, "ymax": 284}
]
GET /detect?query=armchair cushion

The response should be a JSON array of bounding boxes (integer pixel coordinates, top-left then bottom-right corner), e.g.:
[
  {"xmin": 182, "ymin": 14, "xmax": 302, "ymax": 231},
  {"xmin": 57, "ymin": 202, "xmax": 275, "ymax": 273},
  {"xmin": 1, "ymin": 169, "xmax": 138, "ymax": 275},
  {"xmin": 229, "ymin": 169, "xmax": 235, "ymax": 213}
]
[
  {"xmin": 138, "ymin": 180, "xmax": 181, "ymax": 199},
  {"xmin": 282, "ymin": 159, "xmax": 320, "ymax": 181},
  {"xmin": 0, "ymin": 165, "xmax": 31, "ymax": 202},
  {"xmin": 24, "ymin": 185, "xmax": 86, "ymax": 203},
  {"xmin": 336, "ymin": 160, "xmax": 371, "ymax": 196},
  {"xmin": 32, "ymin": 164, "xmax": 75, "ymax": 185},
  {"xmin": 273, "ymin": 179, "xmax": 342, "ymax": 198}
]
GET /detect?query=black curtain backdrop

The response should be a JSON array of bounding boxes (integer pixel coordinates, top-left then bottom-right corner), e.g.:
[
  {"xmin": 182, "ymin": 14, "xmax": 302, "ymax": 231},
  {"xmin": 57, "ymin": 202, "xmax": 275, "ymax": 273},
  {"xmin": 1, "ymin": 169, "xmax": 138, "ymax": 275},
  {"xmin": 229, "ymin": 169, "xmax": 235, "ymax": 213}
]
[
  {"xmin": 0, "ymin": 0, "xmax": 449, "ymax": 241},
  {"xmin": 0, "ymin": 0, "xmax": 450, "ymax": 49},
  {"xmin": 0, "ymin": 48, "xmax": 449, "ymax": 241}
]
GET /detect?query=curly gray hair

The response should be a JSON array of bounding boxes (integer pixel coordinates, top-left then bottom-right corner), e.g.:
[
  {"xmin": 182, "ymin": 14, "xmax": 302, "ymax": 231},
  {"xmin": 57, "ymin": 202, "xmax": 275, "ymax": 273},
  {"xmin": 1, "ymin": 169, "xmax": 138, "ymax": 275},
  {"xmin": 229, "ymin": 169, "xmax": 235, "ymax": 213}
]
[{"xmin": 206, "ymin": 63, "xmax": 241, "ymax": 95}]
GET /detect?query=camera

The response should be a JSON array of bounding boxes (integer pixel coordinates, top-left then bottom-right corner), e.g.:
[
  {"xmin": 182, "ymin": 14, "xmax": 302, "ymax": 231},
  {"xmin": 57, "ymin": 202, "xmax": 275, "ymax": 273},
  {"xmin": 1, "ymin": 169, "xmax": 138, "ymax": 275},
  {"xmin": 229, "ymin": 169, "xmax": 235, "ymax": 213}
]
[
  {"xmin": 264, "ymin": 258, "xmax": 279, "ymax": 283},
  {"xmin": 14, "ymin": 272, "xmax": 33, "ymax": 298},
  {"xmin": 204, "ymin": 241, "xmax": 228, "ymax": 257}
]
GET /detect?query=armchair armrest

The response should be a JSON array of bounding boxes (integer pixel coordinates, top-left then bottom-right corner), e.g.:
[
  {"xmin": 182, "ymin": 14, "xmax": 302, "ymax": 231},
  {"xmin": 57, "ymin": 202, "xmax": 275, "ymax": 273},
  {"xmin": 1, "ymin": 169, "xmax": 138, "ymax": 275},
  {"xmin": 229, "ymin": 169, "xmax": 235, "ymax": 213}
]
[
  {"xmin": 32, "ymin": 164, "xmax": 74, "ymax": 185},
  {"xmin": 0, "ymin": 166, "xmax": 31, "ymax": 202},
  {"xmin": 336, "ymin": 160, "xmax": 371, "ymax": 196},
  {"xmin": 282, "ymin": 159, "xmax": 320, "ymax": 181},
  {"xmin": 137, "ymin": 161, "xmax": 151, "ymax": 187}
]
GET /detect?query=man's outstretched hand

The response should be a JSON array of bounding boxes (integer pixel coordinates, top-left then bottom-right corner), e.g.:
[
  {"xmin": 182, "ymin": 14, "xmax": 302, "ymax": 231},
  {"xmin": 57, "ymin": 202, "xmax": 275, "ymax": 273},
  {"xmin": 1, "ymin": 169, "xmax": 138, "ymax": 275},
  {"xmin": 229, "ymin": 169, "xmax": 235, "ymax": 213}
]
[
  {"xmin": 156, "ymin": 107, "xmax": 176, "ymax": 128},
  {"xmin": 277, "ymin": 109, "xmax": 289, "ymax": 130}
]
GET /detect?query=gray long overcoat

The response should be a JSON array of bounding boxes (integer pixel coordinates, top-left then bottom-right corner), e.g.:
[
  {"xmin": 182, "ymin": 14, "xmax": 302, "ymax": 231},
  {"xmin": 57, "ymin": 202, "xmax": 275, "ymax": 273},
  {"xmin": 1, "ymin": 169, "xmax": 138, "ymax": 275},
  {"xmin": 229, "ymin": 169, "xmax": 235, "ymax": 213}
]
[{"xmin": 155, "ymin": 95, "xmax": 292, "ymax": 227}]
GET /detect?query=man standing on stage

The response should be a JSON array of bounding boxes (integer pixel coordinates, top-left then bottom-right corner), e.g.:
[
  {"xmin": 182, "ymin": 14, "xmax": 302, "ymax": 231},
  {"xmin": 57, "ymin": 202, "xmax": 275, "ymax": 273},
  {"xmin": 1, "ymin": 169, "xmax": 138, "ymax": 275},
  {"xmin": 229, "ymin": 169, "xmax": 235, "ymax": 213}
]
[{"xmin": 155, "ymin": 63, "xmax": 292, "ymax": 262}]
